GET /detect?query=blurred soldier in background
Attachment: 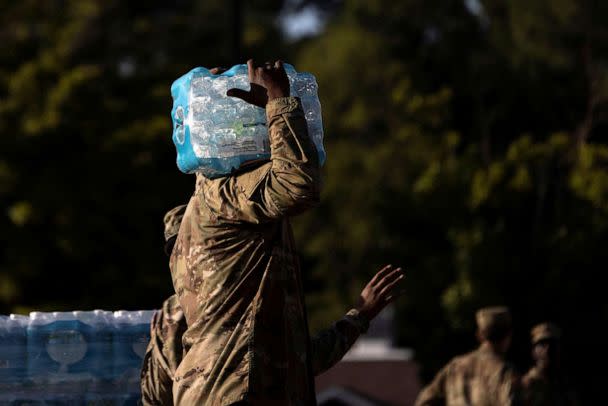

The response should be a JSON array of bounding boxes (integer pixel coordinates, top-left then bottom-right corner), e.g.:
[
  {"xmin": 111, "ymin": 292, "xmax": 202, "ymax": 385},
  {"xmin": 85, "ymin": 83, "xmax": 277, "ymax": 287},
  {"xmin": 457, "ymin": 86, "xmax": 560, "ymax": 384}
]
[
  {"xmin": 415, "ymin": 306, "xmax": 522, "ymax": 406},
  {"xmin": 522, "ymin": 322, "xmax": 578, "ymax": 406},
  {"xmin": 141, "ymin": 205, "xmax": 405, "ymax": 405}
]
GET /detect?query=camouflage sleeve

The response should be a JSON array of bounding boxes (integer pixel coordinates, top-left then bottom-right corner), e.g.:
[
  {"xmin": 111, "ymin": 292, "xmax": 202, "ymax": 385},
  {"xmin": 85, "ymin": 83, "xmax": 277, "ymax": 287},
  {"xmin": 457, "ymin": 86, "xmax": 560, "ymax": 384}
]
[
  {"xmin": 200, "ymin": 96, "xmax": 320, "ymax": 223},
  {"xmin": 140, "ymin": 295, "xmax": 187, "ymax": 406},
  {"xmin": 141, "ymin": 309, "xmax": 174, "ymax": 406},
  {"xmin": 310, "ymin": 308, "xmax": 369, "ymax": 376},
  {"xmin": 414, "ymin": 364, "xmax": 449, "ymax": 406}
]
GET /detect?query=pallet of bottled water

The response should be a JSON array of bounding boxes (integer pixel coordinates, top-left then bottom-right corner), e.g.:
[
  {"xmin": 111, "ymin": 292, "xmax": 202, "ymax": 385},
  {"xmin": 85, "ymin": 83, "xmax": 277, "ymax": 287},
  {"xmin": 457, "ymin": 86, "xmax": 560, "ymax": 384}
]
[
  {"xmin": 0, "ymin": 310, "xmax": 155, "ymax": 405},
  {"xmin": 171, "ymin": 63, "xmax": 326, "ymax": 178}
]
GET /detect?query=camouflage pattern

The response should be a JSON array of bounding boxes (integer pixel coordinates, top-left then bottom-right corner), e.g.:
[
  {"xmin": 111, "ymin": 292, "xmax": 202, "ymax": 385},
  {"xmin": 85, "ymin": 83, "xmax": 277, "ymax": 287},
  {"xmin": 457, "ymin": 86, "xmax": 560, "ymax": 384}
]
[
  {"xmin": 141, "ymin": 294, "xmax": 187, "ymax": 405},
  {"xmin": 164, "ymin": 205, "xmax": 188, "ymax": 241},
  {"xmin": 170, "ymin": 97, "xmax": 322, "ymax": 405},
  {"xmin": 522, "ymin": 367, "xmax": 578, "ymax": 406},
  {"xmin": 310, "ymin": 308, "xmax": 369, "ymax": 375},
  {"xmin": 415, "ymin": 345, "xmax": 522, "ymax": 406},
  {"xmin": 140, "ymin": 298, "xmax": 368, "ymax": 405}
]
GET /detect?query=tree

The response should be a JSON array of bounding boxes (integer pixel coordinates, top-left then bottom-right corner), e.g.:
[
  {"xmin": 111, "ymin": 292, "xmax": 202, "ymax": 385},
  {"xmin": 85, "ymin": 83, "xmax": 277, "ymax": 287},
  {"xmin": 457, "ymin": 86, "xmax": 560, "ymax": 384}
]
[
  {"xmin": 0, "ymin": 0, "xmax": 289, "ymax": 313},
  {"xmin": 292, "ymin": 0, "xmax": 608, "ymax": 402}
]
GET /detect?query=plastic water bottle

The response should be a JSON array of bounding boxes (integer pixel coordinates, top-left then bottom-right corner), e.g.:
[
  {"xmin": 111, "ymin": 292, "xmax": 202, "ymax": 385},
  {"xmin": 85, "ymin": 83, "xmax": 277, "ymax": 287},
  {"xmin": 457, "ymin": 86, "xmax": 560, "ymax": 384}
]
[
  {"xmin": 27, "ymin": 311, "xmax": 93, "ymax": 400},
  {"xmin": 2, "ymin": 309, "xmax": 157, "ymax": 402},
  {"xmin": 171, "ymin": 63, "xmax": 326, "ymax": 177},
  {"xmin": 112, "ymin": 310, "xmax": 155, "ymax": 400},
  {"xmin": 72, "ymin": 310, "xmax": 114, "ymax": 397},
  {"xmin": 0, "ymin": 314, "xmax": 28, "ymax": 399}
]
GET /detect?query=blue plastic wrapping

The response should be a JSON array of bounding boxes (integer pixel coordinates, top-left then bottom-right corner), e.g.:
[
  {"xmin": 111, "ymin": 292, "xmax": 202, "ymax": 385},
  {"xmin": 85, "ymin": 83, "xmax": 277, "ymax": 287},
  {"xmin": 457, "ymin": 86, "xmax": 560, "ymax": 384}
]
[
  {"xmin": 0, "ymin": 310, "xmax": 156, "ymax": 402},
  {"xmin": 170, "ymin": 63, "xmax": 326, "ymax": 177},
  {"xmin": 112, "ymin": 310, "xmax": 155, "ymax": 397},
  {"xmin": 0, "ymin": 315, "xmax": 28, "ymax": 383}
]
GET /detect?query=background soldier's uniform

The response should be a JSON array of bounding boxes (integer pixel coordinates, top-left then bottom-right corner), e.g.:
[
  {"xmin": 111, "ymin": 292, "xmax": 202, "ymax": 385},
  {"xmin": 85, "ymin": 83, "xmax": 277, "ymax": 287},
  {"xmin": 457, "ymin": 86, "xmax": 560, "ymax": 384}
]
[
  {"xmin": 170, "ymin": 96, "xmax": 323, "ymax": 405},
  {"xmin": 415, "ymin": 307, "xmax": 521, "ymax": 406},
  {"xmin": 522, "ymin": 323, "xmax": 578, "ymax": 406}
]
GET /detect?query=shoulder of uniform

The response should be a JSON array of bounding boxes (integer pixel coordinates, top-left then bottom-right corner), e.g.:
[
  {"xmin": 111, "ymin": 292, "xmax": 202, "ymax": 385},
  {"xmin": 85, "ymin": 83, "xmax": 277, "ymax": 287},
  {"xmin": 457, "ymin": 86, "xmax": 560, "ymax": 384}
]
[
  {"xmin": 523, "ymin": 366, "xmax": 540, "ymax": 380},
  {"xmin": 449, "ymin": 350, "xmax": 477, "ymax": 370}
]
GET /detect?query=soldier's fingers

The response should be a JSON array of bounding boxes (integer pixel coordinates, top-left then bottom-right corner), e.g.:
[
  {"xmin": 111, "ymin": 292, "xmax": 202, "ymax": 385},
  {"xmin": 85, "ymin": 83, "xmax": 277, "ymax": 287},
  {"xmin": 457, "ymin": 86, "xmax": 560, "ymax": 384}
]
[
  {"xmin": 264, "ymin": 61, "xmax": 272, "ymax": 69},
  {"xmin": 255, "ymin": 67, "xmax": 265, "ymax": 80},
  {"xmin": 369, "ymin": 265, "xmax": 394, "ymax": 286},
  {"xmin": 375, "ymin": 267, "xmax": 403, "ymax": 291},
  {"xmin": 247, "ymin": 59, "xmax": 255, "ymax": 81},
  {"xmin": 209, "ymin": 67, "xmax": 226, "ymax": 75},
  {"xmin": 274, "ymin": 60, "xmax": 284, "ymax": 70},
  {"xmin": 227, "ymin": 88, "xmax": 251, "ymax": 102},
  {"xmin": 379, "ymin": 275, "xmax": 405, "ymax": 299}
]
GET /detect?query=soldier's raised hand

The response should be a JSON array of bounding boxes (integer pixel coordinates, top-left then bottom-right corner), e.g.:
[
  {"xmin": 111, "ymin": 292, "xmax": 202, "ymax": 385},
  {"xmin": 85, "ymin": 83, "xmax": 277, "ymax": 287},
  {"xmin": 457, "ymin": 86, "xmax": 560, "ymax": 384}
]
[
  {"xmin": 356, "ymin": 265, "xmax": 405, "ymax": 321},
  {"xmin": 227, "ymin": 59, "xmax": 290, "ymax": 108}
]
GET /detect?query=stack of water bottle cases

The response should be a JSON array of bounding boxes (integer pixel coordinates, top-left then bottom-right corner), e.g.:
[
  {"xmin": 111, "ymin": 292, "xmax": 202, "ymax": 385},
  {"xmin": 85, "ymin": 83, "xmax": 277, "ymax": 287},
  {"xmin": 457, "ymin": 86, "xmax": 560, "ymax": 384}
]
[{"xmin": 0, "ymin": 310, "xmax": 155, "ymax": 404}]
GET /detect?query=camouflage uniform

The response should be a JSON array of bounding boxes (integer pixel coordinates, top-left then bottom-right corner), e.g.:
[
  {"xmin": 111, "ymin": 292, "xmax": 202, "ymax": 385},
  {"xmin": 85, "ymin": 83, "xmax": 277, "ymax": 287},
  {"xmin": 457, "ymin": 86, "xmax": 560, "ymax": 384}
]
[
  {"xmin": 170, "ymin": 97, "xmax": 323, "ymax": 405},
  {"xmin": 141, "ymin": 197, "xmax": 369, "ymax": 405},
  {"xmin": 162, "ymin": 205, "xmax": 188, "ymax": 243},
  {"xmin": 140, "ymin": 205, "xmax": 187, "ymax": 405},
  {"xmin": 522, "ymin": 323, "xmax": 578, "ymax": 406},
  {"xmin": 415, "ymin": 307, "xmax": 522, "ymax": 406},
  {"xmin": 141, "ymin": 296, "xmax": 369, "ymax": 405},
  {"xmin": 141, "ymin": 294, "xmax": 187, "ymax": 405}
]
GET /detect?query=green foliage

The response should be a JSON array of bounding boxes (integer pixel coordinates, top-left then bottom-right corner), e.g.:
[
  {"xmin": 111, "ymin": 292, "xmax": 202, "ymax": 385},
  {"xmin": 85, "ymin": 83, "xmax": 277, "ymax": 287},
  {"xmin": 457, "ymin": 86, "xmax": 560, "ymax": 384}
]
[
  {"xmin": 291, "ymin": 0, "xmax": 608, "ymax": 402},
  {"xmin": 1, "ymin": 0, "xmax": 608, "ymax": 402},
  {"xmin": 0, "ymin": 0, "xmax": 287, "ymax": 314}
]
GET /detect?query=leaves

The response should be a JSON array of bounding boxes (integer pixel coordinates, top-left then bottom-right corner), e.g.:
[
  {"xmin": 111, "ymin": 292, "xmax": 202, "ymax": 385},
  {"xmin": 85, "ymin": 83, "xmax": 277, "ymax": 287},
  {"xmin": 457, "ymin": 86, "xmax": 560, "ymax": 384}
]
[{"xmin": 1, "ymin": 1, "xmax": 608, "ymax": 402}]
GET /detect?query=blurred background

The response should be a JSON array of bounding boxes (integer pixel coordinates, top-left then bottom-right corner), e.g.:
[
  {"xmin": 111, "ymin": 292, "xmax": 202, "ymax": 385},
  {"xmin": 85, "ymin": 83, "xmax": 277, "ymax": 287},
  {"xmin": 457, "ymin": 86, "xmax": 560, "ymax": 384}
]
[{"xmin": 1, "ymin": 0, "xmax": 607, "ymax": 403}]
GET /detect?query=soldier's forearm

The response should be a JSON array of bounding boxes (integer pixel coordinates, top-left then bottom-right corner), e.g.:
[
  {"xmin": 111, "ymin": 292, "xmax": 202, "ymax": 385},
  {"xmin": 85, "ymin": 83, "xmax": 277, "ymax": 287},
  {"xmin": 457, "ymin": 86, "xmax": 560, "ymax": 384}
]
[
  {"xmin": 264, "ymin": 97, "xmax": 321, "ymax": 216},
  {"xmin": 310, "ymin": 309, "xmax": 369, "ymax": 376}
]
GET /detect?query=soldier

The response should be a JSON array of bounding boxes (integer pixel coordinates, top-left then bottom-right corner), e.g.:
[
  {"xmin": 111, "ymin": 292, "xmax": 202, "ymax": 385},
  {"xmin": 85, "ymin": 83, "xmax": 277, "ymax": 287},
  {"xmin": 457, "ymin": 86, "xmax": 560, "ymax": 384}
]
[
  {"xmin": 522, "ymin": 322, "xmax": 578, "ymax": 406},
  {"xmin": 141, "ymin": 205, "xmax": 405, "ymax": 405},
  {"xmin": 168, "ymin": 60, "xmax": 405, "ymax": 405},
  {"xmin": 415, "ymin": 306, "xmax": 522, "ymax": 406}
]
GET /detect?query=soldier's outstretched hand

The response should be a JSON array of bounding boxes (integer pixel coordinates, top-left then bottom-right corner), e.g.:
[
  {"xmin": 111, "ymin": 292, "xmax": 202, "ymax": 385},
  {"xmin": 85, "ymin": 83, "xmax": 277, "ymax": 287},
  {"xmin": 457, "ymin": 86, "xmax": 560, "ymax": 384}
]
[
  {"xmin": 227, "ymin": 59, "xmax": 290, "ymax": 108},
  {"xmin": 356, "ymin": 265, "xmax": 405, "ymax": 321}
]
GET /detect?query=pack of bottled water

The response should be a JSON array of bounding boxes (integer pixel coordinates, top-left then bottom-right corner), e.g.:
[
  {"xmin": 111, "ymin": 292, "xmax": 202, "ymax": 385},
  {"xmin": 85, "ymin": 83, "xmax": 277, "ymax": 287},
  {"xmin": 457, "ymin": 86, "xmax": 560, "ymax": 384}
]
[
  {"xmin": 112, "ymin": 310, "xmax": 156, "ymax": 401},
  {"xmin": 0, "ymin": 309, "xmax": 156, "ymax": 404},
  {"xmin": 0, "ymin": 315, "xmax": 28, "ymax": 396},
  {"xmin": 171, "ymin": 63, "xmax": 326, "ymax": 177}
]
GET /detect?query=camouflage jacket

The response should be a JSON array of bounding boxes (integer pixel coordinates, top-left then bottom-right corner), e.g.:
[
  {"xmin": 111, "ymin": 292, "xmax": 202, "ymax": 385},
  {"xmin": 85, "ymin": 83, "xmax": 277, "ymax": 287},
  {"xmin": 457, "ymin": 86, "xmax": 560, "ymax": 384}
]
[
  {"xmin": 140, "ymin": 295, "xmax": 369, "ymax": 406},
  {"xmin": 415, "ymin": 345, "xmax": 522, "ymax": 406},
  {"xmin": 522, "ymin": 366, "xmax": 578, "ymax": 406},
  {"xmin": 170, "ymin": 97, "xmax": 322, "ymax": 405},
  {"xmin": 141, "ymin": 295, "xmax": 187, "ymax": 406}
]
